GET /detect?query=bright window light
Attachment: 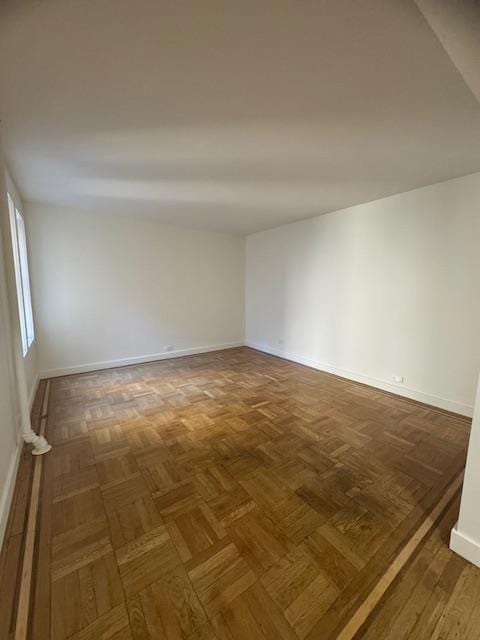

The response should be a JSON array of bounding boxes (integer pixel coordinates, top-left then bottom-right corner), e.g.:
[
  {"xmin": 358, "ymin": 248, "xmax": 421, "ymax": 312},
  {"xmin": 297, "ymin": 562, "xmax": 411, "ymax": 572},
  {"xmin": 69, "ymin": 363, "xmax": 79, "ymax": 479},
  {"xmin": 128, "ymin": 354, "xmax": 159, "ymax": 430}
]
[{"xmin": 7, "ymin": 193, "xmax": 35, "ymax": 355}]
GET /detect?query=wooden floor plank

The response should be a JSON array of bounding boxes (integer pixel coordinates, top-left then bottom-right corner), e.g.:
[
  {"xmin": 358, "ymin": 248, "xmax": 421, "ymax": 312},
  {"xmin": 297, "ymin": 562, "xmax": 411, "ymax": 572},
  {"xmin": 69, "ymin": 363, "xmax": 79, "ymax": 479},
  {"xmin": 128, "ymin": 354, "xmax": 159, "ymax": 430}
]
[{"xmin": 1, "ymin": 347, "xmax": 478, "ymax": 639}]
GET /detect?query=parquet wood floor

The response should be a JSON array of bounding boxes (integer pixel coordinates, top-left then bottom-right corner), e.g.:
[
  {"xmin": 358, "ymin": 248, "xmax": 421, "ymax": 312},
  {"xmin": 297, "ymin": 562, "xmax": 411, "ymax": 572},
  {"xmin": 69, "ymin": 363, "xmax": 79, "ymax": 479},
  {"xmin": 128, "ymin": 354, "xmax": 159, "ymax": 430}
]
[{"xmin": 2, "ymin": 347, "xmax": 479, "ymax": 639}]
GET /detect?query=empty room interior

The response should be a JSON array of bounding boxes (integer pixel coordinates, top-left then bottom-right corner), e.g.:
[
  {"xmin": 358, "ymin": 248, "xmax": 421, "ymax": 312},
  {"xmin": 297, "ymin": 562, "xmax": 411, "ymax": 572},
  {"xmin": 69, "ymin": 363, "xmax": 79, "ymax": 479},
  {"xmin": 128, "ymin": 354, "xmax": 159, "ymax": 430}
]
[{"xmin": 1, "ymin": 1, "xmax": 480, "ymax": 639}]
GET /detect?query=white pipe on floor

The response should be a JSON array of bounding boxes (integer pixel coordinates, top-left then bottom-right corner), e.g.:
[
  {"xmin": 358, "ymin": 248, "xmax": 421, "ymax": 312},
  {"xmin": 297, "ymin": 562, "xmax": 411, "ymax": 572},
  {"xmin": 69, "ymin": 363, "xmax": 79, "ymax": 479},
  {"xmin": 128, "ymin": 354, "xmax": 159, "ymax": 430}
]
[{"xmin": 16, "ymin": 350, "xmax": 51, "ymax": 455}]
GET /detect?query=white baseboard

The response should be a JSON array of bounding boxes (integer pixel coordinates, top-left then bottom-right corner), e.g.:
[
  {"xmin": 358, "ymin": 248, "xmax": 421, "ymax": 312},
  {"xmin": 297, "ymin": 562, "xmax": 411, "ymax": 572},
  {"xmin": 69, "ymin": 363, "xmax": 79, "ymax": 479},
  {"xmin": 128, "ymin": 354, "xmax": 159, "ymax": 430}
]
[
  {"xmin": 28, "ymin": 374, "xmax": 39, "ymax": 411},
  {"xmin": 39, "ymin": 342, "xmax": 244, "ymax": 379},
  {"xmin": 37, "ymin": 339, "xmax": 473, "ymax": 416},
  {"xmin": 245, "ymin": 341, "xmax": 473, "ymax": 418},
  {"xmin": 450, "ymin": 524, "xmax": 480, "ymax": 568},
  {"xmin": 0, "ymin": 441, "xmax": 23, "ymax": 551}
]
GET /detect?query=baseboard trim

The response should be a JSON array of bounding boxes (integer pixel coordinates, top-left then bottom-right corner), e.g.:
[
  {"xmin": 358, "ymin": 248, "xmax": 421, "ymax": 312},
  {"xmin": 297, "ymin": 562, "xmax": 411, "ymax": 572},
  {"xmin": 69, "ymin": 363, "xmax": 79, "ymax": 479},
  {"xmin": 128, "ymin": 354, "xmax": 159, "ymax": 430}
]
[
  {"xmin": 39, "ymin": 342, "xmax": 244, "ymax": 379},
  {"xmin": 15, "ymin": 381, "xmax": 51, "ymax": 640},
  {"xmin": 450, "ymin": 525, "xmax": 480, "ymax": 568},
  {"xmin": 245, "ymin": 341, "xmax": 473, "ymax": 418},
  {"xmin": 0, "ymin": 441, "xmax": 23, "ymax": 551}
]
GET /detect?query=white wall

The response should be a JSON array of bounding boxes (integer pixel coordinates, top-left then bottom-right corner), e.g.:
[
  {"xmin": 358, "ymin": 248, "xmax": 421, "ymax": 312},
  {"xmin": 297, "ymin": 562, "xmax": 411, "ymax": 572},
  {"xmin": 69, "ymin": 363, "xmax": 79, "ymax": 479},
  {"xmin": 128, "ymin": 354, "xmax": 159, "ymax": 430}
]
[
  {"xmin": 26, "ymin": 204, "xmax": 245, "ymax": 376},
  {"xmin": 0, "ymin": 147, "xmax": 23, "ymax": 547},
  {"xmin": 0, "ymin": 225, "xmax": 21, "ymax": 547},
  {"xmin": 451, "ymin": 374, "xmax": 480, "ymax": 566},
  {"xmin": 0, "ymin": 243, "xmax": 20, "ymax": 546},
  {"xmin": 246, "ymin": 172, "xmax": 480, "ymax": 416}
]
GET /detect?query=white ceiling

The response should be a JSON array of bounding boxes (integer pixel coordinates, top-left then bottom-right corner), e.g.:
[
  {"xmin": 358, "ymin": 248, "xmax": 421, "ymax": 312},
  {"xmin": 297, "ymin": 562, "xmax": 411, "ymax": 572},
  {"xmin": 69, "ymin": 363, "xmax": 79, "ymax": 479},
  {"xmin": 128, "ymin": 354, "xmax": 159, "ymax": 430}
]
[{"xmin": 1, "ymin": 0, "xmax": 480, "ymax": 235}]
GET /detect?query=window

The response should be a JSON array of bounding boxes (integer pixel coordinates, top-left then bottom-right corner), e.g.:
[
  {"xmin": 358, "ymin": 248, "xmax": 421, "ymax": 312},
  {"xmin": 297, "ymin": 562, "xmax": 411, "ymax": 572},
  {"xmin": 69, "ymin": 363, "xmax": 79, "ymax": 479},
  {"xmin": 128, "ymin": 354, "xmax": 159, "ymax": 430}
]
[{"xmin": 7, "ymin": 193, "xmax": 34, "ymax": 355}]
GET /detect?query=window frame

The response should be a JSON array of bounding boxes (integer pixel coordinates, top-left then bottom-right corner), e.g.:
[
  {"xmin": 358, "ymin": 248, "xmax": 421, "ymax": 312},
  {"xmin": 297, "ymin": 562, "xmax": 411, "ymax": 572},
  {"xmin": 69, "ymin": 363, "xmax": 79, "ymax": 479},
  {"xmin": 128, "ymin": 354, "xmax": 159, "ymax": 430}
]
[{"xmin": 7, "ymin": 193, "xmax": 35, "ymax": 356}]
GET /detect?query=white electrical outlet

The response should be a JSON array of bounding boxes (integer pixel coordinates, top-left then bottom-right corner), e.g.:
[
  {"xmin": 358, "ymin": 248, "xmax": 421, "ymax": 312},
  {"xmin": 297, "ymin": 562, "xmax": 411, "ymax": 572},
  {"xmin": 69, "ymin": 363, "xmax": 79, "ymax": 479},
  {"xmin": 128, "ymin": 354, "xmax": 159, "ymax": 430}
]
[
  {"xmin": 165, "ymin": 345, "xmax": 174, "ymax": 352},
  {"xmin": 393, "ymin": 375, "xmax": 404, "ymax": 383}
]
